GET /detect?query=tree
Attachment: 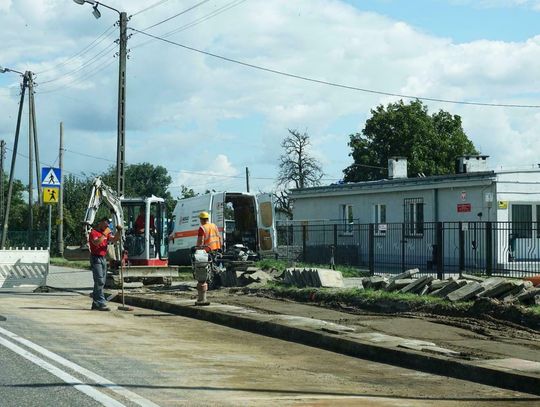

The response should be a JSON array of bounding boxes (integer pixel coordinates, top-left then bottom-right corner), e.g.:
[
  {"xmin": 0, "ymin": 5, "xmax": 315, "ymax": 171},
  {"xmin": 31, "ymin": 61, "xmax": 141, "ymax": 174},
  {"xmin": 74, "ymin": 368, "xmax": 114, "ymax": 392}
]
[
  {"xmin": 62, "ymin": 175, "xmax": 94, "ymax": 246},
  {"xmin": 343, "ymin": 100, "xmax": 478, "ymax": 182},
  {"xmin": 100, "ymin": 162, "xmax": 175, "ymax": 213},
  {"xmin": 275, "ymin": 129, "xmax": 323, "ymax": 219},
  {"xmin": 179, "ymin": 185, "xmax": 197, "ymax": 199},
  {"xmin": 277, "ymin": 129, "xmax": 324, "ymax": 189}
]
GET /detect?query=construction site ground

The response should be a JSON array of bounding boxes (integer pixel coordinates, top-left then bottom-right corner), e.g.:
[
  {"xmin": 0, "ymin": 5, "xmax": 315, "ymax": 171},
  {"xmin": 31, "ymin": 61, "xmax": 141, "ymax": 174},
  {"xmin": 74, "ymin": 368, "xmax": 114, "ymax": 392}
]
[
  {"xmin": 135, "ymin": 282, "xmax": 540, "ymax": 361},
  {"xmin": 41, "ymin": 265, "xmax": 540, "ymax": 398}
]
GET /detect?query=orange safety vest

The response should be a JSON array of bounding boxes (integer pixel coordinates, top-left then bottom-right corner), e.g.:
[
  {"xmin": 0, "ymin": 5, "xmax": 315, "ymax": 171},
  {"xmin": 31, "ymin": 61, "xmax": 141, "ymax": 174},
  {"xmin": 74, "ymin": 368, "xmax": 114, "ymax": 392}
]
[{"xmin": 199, "ymin": 222, "xmax": 221, "ymax": 251}]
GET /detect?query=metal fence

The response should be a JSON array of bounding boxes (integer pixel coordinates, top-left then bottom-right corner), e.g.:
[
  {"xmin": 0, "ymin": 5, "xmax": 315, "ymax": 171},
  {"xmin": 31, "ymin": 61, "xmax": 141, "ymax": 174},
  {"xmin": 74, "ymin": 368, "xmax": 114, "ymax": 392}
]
[
  {"xmin": 0, "ymin": 231, "xmax": 49, "ymax": 249},
  {"xmin": 276, "ymin": 221, "xmax": 540, "ymax": 278}
]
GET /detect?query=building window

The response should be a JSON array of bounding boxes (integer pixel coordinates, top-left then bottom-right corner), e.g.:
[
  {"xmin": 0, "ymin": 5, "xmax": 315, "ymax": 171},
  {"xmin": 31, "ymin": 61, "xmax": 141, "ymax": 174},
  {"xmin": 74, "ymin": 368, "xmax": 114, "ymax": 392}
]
[
  {"xmin": 341, "ymin": 204, "xmax": 354, "ymax": 233},
  {"xmin": 404, "ymin": 198, "xmax": 424, "ymax": 236},
  {"xmin": 374, "ymin": 204, "xmax": 387, "ymax": 235},
  {"xmin": 512, "ymin": 204, "xmax": 532, "ymax": 238}
]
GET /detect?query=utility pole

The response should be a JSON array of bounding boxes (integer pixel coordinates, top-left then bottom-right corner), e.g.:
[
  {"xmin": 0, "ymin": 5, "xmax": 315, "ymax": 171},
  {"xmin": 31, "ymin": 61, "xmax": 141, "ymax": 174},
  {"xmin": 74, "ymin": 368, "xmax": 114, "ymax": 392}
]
[
  {"xmin": 0, "ymin": 140, "xmax": 5, "ymax": 226},
  {"xmin": 72, "ymin": 1, "xmax": 128, "ymax": 197},
  {"xmin": 116, "ymin": 11, "xmax": 127, "ymax": 197},
  {"xmin": 245, "ymin": 167, "xmax": 250, "ymax": 193},
  {"xmin": 0, "ymin": 69, "xmax": 41, "ymax": 249},
  {"xmin": 58, "ymin": 122, "xmax": 64, "ymax": 256},
  {"xmin": 2, "ymin": 73, "xmax": 28, "ymax": 248},
  {"xmin": 28, "ymin": 72, "xmax": 34, "ymax": 246}
]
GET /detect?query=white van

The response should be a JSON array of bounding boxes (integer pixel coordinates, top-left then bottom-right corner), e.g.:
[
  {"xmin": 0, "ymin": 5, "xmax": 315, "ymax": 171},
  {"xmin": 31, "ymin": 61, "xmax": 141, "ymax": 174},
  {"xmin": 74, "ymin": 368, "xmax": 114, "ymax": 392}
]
[{"xmin": 168, "ymin": 192, "xmax": 276, "ymax": 265}]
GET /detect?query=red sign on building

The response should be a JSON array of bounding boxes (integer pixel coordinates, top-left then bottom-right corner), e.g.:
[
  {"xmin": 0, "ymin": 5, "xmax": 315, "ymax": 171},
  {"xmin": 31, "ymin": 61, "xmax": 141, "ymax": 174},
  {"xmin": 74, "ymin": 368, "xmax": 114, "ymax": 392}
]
[{"xmin": 457, "ymin": 203, "xmax": 471, "ymax": 213}]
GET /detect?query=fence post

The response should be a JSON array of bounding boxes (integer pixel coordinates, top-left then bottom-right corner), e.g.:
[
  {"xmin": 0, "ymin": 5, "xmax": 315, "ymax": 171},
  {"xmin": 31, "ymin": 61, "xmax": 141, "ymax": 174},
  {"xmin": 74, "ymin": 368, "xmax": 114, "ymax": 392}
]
[
  {"xmin": 459, "ymin": 221, "xmax": 465, "ymax": 277},
  {"xmin": 302, "ymin": 224, "xmax": 307, "ymax": 262},
  {"xmin": 333, "ymin": 224, "xmax": 338, "ymax": 262},
  {"xmin": 401, "ymin": 223, "xmax": 406, "ymax": 272},
  {"xmin": 436, "ymin": 222, "xmax": 444, "ymax": 280},
  {"xmin": 368, "ymin": 223, "xmax": 374, "ymax": 276},
  {"xmin": 486, "ymin": 222, "xmax": 493, "ymax": 276}
]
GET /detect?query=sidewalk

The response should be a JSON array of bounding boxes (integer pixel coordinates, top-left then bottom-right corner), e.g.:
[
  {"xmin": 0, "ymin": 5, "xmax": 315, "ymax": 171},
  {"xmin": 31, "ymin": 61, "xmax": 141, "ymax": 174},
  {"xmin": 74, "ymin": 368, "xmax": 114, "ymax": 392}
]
[{"xmin": 105, "ymin": 282, "xmax": 540, "ymax": 397}]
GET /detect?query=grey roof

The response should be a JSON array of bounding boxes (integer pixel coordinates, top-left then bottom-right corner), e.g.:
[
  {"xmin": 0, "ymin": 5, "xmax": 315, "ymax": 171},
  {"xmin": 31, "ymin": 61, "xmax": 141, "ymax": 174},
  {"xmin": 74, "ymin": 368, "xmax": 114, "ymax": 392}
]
[{"xmin": 291, "ymin": 171, "xmax": 496, "ymax": 196}]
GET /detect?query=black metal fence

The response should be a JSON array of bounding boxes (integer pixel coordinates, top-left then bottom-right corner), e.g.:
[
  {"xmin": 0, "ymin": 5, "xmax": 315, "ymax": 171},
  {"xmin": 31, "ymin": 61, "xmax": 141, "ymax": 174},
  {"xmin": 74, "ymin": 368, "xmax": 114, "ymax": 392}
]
[
  {"xmin": 0, "ymin": 231, "xmax": 49, "ymax": 249},
  {"xmin": 276, "ymin": 221, "xmax": 540, "ymax": 278}
]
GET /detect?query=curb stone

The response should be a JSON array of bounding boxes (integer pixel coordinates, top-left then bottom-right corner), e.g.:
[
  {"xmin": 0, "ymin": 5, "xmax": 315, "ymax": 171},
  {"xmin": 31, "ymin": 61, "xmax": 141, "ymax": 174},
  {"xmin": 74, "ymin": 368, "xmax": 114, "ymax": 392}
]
[{"xmin": 111, "ymin": 292, "xmax": 540, "ymax": 397}]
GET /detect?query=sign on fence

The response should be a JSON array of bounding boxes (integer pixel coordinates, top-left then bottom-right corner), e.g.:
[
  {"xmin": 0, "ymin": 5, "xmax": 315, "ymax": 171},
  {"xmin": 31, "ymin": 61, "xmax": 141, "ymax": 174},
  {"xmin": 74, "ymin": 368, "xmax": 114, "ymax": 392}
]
[{"xmin": 0, "ymin": 249, "xmax": 49, "ymax": 288}]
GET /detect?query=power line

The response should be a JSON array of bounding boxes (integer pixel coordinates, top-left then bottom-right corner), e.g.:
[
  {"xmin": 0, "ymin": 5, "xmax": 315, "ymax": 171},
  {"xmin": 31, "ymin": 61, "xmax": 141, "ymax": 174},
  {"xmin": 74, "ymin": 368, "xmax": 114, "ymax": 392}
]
[
  {"xmin": 36, "ymin": 57, "xmax": 117, "ymax": 94},
  {"xmin": 35, "ymin": 25, "xmax": 116, "ymax": 75},
  {"xmin": 37, "ymin": 41, "xmax": 117, "ymax": 86},
  {"xmin": 132, "ymin": 0, "xmax": 247, "ymax": 51},
  {"xmin": 141, "ymin": 0, "xmax": 212, "ymax": 31},
  {"xmin": 131, "ymin": 0, "xmax": 171, "ymax": 17},
  {"xmin": 129, "ymin": 27, "xmax": 540, "ymax": 109}
]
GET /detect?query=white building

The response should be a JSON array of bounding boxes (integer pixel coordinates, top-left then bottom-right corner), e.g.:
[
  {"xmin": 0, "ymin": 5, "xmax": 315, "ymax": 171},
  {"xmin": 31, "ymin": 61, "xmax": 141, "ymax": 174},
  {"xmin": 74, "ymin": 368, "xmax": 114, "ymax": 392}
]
[{"xmin": 287, "ymin": 156, "xmax": 540, "ymax": 275}]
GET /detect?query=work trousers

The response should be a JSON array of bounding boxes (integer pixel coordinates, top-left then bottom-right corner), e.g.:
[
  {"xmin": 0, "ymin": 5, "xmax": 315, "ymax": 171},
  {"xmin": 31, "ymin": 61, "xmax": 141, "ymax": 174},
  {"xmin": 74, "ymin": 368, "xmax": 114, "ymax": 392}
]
[{"xmin": 91, "ymin": 255, "xmax": 107, "ymax": 307}]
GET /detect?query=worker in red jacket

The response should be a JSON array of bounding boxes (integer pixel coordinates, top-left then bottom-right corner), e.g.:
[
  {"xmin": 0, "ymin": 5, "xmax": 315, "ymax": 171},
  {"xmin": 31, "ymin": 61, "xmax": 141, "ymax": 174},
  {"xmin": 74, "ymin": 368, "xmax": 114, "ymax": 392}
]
[{"xmin": 89, "ymin": 217, "xmax": 122, "ymax": 311}]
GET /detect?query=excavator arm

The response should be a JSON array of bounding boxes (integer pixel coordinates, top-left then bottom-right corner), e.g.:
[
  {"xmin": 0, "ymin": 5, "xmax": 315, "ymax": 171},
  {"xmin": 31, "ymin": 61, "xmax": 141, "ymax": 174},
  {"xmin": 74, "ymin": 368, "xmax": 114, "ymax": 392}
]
[{"xmin": 83, "ymin": 177, "xmax": 125, "ymax": 259}]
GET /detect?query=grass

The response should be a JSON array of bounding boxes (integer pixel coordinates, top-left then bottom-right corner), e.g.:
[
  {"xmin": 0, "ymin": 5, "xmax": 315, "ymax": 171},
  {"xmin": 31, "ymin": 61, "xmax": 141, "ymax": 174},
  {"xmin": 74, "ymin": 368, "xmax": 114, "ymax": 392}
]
[
  {"xmin": 256, "ymin": 259, "xmax": 369, "ymax": 278},
  {"xmin": 530, "ymin": 306, "xmax": 540, "ymax": 316},
  {"xmin": 264, "ymin": 283, "xmax": 448, "ymax": 307},
  {"xmin": 50, "ymin": 257, "xmax": 91, "ymax": 270}
]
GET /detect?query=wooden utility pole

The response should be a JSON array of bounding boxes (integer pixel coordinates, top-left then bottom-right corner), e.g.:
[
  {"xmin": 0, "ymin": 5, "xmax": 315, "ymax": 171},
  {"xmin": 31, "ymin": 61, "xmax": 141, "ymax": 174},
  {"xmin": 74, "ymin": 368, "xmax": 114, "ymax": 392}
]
[
  {"xmin": 245, "ymin": 167, "xmax": 250, "ymax": 193},
  {"xmin": 58, "ymin": 122, "xmax": 64, "ymax": 256}
]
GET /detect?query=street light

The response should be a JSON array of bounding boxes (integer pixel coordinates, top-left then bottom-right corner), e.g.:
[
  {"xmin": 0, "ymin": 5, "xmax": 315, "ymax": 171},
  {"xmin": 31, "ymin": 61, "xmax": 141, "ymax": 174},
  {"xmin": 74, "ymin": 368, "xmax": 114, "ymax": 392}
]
[
  {"xmin": 0, "ymin": 66, "xmax": 24, "ymax": 75},
  {"xmin": 72, "ymin": 0, "xmax": 127, "ymax": 197}
]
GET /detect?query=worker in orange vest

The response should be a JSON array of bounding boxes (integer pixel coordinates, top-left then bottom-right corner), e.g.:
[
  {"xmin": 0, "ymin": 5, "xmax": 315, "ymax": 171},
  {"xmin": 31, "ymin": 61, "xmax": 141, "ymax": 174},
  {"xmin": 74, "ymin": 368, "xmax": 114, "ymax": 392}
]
[{"xmin": 196, "ymin": 211, "xmax": 222, "ymax": 252}]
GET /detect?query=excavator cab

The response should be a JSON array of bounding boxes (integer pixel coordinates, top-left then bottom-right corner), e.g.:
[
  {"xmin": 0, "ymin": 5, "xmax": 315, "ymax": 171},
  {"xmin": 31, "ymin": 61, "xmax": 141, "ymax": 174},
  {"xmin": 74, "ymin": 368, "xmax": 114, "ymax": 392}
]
[{"xmin": 122, "ymin": 196, "xmax": 169, "ymax": 266}]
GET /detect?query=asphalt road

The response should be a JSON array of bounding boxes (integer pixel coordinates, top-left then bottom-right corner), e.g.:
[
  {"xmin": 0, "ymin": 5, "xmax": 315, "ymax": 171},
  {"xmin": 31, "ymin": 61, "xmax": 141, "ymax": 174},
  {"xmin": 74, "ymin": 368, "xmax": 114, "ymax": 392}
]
[{"xmin": 0, "ymin": 289, "xmax": 538, "ymax": 406}]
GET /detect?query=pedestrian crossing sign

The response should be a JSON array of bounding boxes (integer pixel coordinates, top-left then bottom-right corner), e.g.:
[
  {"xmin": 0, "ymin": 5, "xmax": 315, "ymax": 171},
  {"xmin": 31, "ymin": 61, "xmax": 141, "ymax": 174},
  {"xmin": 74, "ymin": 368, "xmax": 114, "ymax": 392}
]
[
  {"xmin": 41, "ymin": 167, "xmax": 61, "ymax": 187},
  {"xmin": 43, "ymin": 187, "xmax": 59, "ymax": 204}
]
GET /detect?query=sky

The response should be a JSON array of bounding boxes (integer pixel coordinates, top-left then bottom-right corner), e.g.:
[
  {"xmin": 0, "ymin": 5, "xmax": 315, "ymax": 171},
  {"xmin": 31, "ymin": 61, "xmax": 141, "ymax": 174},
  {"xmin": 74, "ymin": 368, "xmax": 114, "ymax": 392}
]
[{"xmin": 1, "ymin": 0, "xmax": 540, "ymax": 198}]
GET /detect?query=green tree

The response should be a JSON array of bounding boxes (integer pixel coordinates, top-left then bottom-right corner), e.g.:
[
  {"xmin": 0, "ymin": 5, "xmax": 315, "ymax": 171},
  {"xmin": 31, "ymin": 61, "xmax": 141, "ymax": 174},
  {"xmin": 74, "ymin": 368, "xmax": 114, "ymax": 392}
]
[
  {"xmin": 343, "ymin": 100, "xmax": 478, "ymax": 182},
  {"xmin": 179, "ymin": 185, "xmax": 197, "ymax": 199},
  {"xmin": 62, "ymin": 175, "xmax": 94, "ymax": 246},
  {"xmin": 100, "ymin": 162, "xmax": 175, "ymax": 213},
  {"xmin": 1, "ymin": 174, "xmax": 28, "ymax": 230}
]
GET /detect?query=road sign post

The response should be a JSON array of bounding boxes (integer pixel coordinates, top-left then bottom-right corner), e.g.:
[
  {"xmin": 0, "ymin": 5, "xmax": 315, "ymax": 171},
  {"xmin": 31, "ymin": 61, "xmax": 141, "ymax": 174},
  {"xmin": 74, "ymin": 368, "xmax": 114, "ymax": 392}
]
[{"xmin": 41, "ymin": 167, "xmax": 61, "ymax": 251}]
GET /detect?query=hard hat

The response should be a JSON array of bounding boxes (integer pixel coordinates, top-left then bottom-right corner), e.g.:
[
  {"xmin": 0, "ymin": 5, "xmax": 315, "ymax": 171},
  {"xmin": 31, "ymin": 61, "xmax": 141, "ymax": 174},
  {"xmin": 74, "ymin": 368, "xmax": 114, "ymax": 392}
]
[{"xmin": 199, "ymin": 211, "xmax": 210, "ymax": 219}]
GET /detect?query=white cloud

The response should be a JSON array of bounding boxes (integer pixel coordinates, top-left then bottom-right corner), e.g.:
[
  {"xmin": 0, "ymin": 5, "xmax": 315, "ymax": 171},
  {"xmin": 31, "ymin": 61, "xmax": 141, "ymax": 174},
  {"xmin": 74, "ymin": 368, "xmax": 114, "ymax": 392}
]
[{"xmin": 2, "ymin": 0, "xmax": 540, "ymax": 193}]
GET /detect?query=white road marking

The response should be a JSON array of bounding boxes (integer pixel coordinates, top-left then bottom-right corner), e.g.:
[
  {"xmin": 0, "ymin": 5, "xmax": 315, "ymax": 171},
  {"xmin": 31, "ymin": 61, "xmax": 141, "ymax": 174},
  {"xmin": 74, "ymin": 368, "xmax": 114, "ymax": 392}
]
[
  {"xmin": 0, "ymin": 335, "xmax": 125, "ymax": 407},
  {"xmin": 0, "ymin": 326, "xmax": 160, "ymax": 407}
]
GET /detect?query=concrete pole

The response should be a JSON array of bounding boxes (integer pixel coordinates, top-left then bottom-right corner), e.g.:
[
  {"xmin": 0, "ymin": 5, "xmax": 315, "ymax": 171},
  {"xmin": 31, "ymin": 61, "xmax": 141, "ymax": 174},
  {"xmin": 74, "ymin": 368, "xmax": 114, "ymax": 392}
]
[
  {"xmin": 245, "ymin": 167, "xmax": 250, "ymax": 193},
  {"xmin": 58, "ymin": 122, "xmax": 64, "ymax": 256},
  {"xmin": 27, "ymin": 72, "xmax": 34, "ymax": 246},
  {"xmin": 2, "ymin": 74, "xmax": 27, "ymax": 248},
  {"xmin": 116, "ymin": 11, "xmax": 128, "ymax": 197},
  {"xmin": 30, "ymin": 81, "xmax": 42, "ymax": 204},
  {"xmin": 0, "ymin": 140, "xmax": 5, "ymax": 225}
]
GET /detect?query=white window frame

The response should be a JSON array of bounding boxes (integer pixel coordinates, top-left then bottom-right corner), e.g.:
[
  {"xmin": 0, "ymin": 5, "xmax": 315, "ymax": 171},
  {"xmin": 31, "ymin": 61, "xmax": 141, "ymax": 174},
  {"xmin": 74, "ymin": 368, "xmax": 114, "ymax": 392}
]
[
  {"xmin": 341, "ymin": 204, "xmax": 354, "ymax": 234},
  {"xmin": 404, "ymin": 198, "xmax": 424, "ymax": 237},
  {"xmin": 374, "ymin": 204, "xmax": 387, "ymax": 236}
]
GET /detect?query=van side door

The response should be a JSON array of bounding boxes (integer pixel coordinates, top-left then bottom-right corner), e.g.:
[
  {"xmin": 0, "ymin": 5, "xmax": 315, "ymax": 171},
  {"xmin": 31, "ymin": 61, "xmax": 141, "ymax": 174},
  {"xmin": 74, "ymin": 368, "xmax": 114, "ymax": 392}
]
[
  {"xmin": 211, "ymin": 192, "xmax": 226, "ymax": 249},
  {"xmin": 256, "ymin": 193, "xmax": 276, "ymax": 254}
]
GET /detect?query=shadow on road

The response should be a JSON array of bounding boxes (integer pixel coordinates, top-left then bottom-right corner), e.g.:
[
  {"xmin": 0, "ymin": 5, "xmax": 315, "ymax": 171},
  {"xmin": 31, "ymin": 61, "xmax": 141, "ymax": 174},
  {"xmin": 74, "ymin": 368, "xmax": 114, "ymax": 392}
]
[{"xmin": 1, "ymin": 383, "xmax": 539, "ymax": 402}]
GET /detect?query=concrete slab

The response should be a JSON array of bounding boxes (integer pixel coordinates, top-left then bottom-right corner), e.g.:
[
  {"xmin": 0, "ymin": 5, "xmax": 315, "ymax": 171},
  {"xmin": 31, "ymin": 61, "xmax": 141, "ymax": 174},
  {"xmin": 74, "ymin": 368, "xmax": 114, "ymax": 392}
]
[
  {"xmin": 477, "ymin": 358, "xmax": 540, "ymax": 374},
  {"xmin": 446, "ymin": 282, "xmax": 484, "ymax": 302}
]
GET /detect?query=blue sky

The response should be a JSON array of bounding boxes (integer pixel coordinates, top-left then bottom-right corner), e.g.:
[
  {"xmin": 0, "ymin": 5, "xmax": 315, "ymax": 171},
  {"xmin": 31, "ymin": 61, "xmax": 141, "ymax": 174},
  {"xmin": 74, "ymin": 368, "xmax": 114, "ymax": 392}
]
[
  {"xmin": 346, "ymin": 0, "xmax": 540, "ymax": 42},
  {"xmin": 1, "ymin": 0, "xmax": 540, "ymax": 197}
]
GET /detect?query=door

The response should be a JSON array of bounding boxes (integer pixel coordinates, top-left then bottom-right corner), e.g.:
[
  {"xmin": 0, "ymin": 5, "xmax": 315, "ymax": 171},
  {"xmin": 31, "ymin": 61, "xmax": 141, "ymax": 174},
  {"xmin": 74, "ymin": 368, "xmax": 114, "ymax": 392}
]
[
  {"xmin": 256, "ymin": 193, "xmax": 276, "ymax": 253},
  {"xmin": 211, "ymin": 192, "xmax": 226, "ymax": 249},
  {"xmin": 156, "ymin": 201, "xmax": 168, "ymax": 260}
]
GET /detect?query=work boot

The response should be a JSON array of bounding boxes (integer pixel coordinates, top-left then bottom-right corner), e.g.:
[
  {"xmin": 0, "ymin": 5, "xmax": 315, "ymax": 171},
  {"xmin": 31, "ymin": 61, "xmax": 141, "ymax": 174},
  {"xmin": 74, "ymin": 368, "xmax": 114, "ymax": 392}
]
[{"xmin": 97, "ymin": 306, "xmax": 110, "ymax": 311}]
